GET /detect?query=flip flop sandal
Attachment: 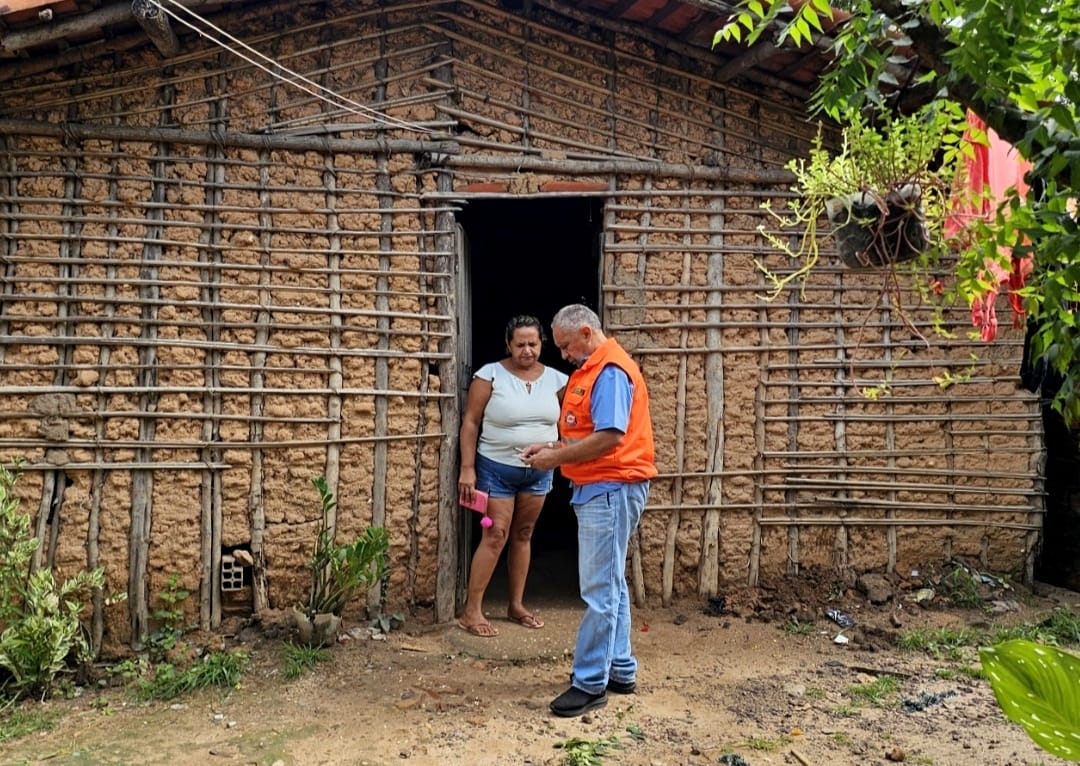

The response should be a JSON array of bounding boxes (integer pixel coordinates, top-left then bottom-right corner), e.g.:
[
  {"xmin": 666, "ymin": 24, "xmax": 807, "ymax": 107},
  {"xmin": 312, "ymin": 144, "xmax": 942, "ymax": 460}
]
[
  {"xmin": 507, "ymin": 612, "xmax": 544, "ymax": 629},
  {"xmin": 458, "ymin": 620, "xmax": 499, "ymax": 637}
]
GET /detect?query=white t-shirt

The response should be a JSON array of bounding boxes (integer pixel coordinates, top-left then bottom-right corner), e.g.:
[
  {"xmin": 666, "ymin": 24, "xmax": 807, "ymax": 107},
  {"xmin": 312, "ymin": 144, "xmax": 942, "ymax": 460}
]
[{"xmin": 475, "ymin": 361, "xmax": 569, "ymax": 467}]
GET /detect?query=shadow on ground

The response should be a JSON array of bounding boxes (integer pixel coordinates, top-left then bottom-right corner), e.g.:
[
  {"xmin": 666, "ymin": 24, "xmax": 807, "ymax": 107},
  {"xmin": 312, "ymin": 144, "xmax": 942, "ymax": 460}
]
[{"xmin": 446, "ymin": 547, "xmax": 582, "ymax": 661}]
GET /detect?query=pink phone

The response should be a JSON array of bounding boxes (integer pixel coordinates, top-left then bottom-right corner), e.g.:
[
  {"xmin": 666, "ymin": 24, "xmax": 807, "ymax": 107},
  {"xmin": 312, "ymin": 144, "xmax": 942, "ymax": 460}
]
[{"xmin": 460, "ymin": 489, "xmax": 488, "ymax": 514}]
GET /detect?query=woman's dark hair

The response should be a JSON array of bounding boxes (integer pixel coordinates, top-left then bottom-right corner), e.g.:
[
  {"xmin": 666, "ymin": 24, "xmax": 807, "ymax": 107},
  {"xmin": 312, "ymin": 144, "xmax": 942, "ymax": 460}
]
[{"xmin": 505, "ymin": 314, "xmax": 545, "ymax": 345}]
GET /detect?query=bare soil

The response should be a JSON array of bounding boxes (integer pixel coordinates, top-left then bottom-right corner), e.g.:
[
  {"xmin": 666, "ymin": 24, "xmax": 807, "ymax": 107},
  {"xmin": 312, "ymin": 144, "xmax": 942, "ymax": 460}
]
[{"xmin": 2, "ymin": 571, "xmax": 1077, "ymax": 766}]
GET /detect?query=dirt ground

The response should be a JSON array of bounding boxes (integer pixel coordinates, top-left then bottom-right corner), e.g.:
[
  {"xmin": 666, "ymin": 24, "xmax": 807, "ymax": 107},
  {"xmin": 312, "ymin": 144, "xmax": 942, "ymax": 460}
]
[{"xmin": 1, "ymin": 567, "xmax": 1078, "ymax": 766}]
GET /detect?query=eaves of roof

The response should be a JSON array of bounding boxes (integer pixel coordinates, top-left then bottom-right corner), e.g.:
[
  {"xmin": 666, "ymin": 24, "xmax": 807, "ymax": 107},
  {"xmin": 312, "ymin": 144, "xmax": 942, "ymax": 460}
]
[{"xmin": 0, "ymin": 0, "xmax": 835, "ymax": 93}]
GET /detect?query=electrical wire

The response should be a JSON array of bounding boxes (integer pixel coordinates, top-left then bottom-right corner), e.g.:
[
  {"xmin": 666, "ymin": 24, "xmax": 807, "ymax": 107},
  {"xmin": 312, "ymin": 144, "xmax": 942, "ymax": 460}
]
[{"xmin": 148, "ymin": 0, "xmax": 432, "ymax": 134}]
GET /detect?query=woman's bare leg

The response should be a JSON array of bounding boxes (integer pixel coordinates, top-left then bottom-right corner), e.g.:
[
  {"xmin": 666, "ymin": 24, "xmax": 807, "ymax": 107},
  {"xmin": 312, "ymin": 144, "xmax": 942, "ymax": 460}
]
[
  {"xmin": 459, "ymin": 496, "xmax": 514, "ymax": 635},
  {"xmin": 506, "ymin": 492, "xmax": 545, "ymax": 626}
]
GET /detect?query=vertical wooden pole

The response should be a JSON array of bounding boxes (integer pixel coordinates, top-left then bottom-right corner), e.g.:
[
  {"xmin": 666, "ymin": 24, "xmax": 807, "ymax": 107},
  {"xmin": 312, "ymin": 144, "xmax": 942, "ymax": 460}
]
[
  {"xmin": 87, "ymin": 101, "xmax": 124, "ymax": 650},
  {"xmin": 749, "ymin": 354, "xmax": 766, "ymax": 585},
  {"xmin": 0, "ymin": 135, "xmax": 14, "ymax": 363},
  {"xmin": 430, "ymin": 46, "xmax": 460, "ymax": 622},
  {"xmin": 129, "ymin": 83, "xmax": 174, "ymax": 646},
  {"xmin": 1025, "ymin": 403, "xmax": 1045, "ymax": 584},
  {"xmin": 700, "ymin": 187, "xmax": 726, "ymax": 595},
  {"xmin": 322, "ymin": 154, "xmax": 344, "ymax": 517},
  {"xmin": 785, "ymin": 286, "xmax": 800, "ymax": 576},
  {"xmin": 832, "ymin": 272, "xmax": 850, "ymax": 576},
  {"xmin": 199, "ymin": 68, "xmax": 227, "ymax": 630},
  {"xmin": 434, "ymin": 168, "xmax": 460, "ymax": 623},
  {"xmin": 882, "ymin": 291, "xmax": 897, "ymax": 574},
  {"xmin": 248, "ymin": 151, "xmax": 273, "ymax": 613},
  {"xmin": 369, "ymin": 25, "xmax": 392, "ymax": 614},
  {"xmin": 247, "ymin": 47, "xmax": 284, "ymax": 614}
]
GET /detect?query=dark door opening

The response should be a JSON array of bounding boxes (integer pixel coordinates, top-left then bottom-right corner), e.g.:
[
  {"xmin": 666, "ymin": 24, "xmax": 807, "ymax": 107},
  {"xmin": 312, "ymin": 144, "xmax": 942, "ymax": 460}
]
[
  {"xmin": 1035, "ymin": 405, "xmax": 1080, "ymax": 591},
  {"xmin": 456, "ymin": 196, "xmax": 604, "ymax": 600}
]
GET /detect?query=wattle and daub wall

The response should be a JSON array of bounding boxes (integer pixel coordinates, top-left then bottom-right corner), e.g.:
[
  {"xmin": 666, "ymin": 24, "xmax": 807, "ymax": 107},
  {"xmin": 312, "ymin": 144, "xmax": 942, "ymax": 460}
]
[{"xmin": 0, "ymin": 0, "xmax": 1040, "ymax": 649}]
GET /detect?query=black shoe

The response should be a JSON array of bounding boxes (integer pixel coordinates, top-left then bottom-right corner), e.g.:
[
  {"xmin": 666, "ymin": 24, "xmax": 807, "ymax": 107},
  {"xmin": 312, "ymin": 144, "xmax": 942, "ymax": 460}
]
[
  {"xmin": 550, "ymin": 686, "xmax": 608, "ymax": 717},
  {"xmin": 606, "ymin": 679, "xmax": 636, "ymax": 694}
]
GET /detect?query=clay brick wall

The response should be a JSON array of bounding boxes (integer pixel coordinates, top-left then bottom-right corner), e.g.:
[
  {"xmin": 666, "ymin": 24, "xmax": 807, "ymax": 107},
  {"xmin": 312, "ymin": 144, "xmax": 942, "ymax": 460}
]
[{"xmin": 0, "ymin": 0, "xmax": 1041, "ymax": 647}]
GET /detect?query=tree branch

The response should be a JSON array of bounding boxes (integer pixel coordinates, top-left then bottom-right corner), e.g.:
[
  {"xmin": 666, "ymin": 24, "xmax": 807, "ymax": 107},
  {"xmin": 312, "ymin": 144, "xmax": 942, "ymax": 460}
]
[{"xmin": 868, "ymin": 0, "xmax": 1037, "ymax": 154}]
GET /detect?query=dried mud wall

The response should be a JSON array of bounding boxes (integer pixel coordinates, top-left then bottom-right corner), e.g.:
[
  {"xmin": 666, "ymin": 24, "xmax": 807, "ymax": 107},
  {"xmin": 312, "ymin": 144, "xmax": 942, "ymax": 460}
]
[
  {"xmin": 0, "ymin": 0, "xmax": 1042, "ymax": 647},
  {"xmin": 428, "ymin": 1, "xmax": 1042, "ymax": 601}
]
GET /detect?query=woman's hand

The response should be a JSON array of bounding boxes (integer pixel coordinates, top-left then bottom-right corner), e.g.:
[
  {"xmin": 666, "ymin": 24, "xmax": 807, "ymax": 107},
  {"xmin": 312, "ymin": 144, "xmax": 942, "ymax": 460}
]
[{"xmin": 458, "ymin": 467, "xmax": 478, "ymax": 503}]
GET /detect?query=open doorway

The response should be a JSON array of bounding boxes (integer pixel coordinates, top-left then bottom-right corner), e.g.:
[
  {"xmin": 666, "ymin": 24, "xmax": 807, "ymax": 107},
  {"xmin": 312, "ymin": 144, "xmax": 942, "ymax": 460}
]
[{"xmin": 456, "ymin": 196, "xmax": 604, "ymax": 603}]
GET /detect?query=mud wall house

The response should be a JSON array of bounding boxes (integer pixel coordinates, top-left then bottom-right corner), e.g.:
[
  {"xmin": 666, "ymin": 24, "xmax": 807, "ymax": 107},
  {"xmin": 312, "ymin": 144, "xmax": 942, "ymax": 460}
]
[{"xmin": 0, "ymin": 0, "xmax": 1045, "ymax": 651}]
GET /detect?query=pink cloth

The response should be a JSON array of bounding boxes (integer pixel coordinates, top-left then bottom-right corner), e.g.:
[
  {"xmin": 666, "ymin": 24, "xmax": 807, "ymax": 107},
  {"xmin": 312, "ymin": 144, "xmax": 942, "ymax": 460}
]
[{"xmin": 949, "ymin": 113, "xmax": 1031, "ymax": 341}]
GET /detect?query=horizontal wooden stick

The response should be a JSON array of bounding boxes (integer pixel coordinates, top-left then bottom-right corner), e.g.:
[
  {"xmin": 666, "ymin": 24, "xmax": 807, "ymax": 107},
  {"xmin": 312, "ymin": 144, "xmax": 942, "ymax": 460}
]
[
  {"xmin": 757, "ymin": 517, "xmax": 1040, "ymax": 530},
  {"xmin": 0, "ymin": 119, "xmax": 457, "ymax": 155},
  {"xmin": 0, "ymin": 385, "xmax": 454, "ymax": 398},
  {"xmin": 444, "ymin": 152, "xmax": 792, "ymax": 183},
  {"xmin": 0, "ymin": 432, "xmax": 444, "ymax": 451}
]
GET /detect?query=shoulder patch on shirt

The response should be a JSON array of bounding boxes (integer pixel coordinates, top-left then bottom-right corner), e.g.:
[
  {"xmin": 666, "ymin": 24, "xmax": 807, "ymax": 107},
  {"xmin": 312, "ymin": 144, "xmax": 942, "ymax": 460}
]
[{"xmin": 571, "ymin": 386, "xmax": 586, "ymax": 395}]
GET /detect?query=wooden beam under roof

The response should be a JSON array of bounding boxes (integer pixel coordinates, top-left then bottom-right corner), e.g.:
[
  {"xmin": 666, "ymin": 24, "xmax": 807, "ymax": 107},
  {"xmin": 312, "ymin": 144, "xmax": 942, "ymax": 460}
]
[
  {"xmin": 536, "ymin": 0, "xmax": 813, "ymax": 100},
  {"xmin": 0, "ymin": 0, "xmax": 68, "ymax": 15}
]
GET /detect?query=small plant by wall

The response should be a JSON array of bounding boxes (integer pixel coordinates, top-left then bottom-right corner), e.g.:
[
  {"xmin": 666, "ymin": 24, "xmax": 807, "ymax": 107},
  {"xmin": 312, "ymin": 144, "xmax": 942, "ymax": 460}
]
[
  {"xmin": 145, "ymin": 574, "xmax": 191, "ymax": 663},
  {"xmin": 0, "ymin": 462, "xmax": 104, "ymax": 700},
  {"xmin": 293, "ymin": 476, "xmax": 390, "ymax": 646}
]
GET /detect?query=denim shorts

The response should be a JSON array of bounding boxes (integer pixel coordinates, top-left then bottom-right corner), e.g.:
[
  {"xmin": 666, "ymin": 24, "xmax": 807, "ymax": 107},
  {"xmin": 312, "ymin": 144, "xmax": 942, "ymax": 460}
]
[{"xmin": 475, "ymin": 452, "xmax": 554, "ymax": 498}]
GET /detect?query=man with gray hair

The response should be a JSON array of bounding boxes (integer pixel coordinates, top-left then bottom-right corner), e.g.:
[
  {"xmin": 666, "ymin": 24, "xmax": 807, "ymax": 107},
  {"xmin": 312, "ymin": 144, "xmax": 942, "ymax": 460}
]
[{"xmin": 521, "ymin": 304, "xmax": 656, "ymax": 717}]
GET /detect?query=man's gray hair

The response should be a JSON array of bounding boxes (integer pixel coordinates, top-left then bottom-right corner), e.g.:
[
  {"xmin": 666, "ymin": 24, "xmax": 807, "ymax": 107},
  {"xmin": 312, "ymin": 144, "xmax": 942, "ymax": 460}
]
[{"xmin": 552, "ymin": 304, "xmax": 601, "ymax": 332}]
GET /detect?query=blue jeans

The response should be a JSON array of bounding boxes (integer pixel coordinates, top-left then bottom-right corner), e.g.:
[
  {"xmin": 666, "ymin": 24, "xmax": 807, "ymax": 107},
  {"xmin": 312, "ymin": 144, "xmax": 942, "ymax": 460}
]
[{"xmin": 570, "ymin": 480, "xmax": 650, "ymax": 694}]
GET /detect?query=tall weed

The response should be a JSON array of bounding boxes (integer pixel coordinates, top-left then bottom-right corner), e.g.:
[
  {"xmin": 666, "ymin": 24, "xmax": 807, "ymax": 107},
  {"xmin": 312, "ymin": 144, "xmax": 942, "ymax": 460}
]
[{"xmin": 0, "ymin": 463, "xmax": 103, "ymax": 700}]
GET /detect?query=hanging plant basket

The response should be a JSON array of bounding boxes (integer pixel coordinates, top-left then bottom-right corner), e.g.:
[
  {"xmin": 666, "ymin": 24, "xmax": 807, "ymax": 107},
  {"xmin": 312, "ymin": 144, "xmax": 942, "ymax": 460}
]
[{"xmin": 826, "ymin": 184, "xmax": 929, "ymax": 269}]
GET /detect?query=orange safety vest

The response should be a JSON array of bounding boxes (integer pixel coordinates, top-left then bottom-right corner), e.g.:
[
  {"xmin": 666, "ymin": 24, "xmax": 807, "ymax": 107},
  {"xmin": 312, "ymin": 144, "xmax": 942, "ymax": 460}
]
[{"xmin": 559, "ymin": 338, "xmax": 657, "ymax": 485}]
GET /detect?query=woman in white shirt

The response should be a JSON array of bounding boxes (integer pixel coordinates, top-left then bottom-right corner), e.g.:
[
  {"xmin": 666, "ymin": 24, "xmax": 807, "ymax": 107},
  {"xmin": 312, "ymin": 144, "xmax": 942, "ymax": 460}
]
[{"xmin": 457, "ymin": 315, "xmax": 568, "ymax": 637}]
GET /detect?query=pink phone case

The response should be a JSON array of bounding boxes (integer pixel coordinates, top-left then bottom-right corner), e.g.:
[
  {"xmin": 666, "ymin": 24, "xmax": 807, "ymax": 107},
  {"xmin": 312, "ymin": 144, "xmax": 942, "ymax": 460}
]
[{"xmin": 460, "ymin": 489, "xmax": 489, "ymax": 514}]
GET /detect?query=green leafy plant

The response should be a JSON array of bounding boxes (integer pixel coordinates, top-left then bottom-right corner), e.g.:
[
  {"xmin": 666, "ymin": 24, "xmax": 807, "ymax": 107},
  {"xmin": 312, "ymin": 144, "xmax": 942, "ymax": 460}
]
[
  {"xmin": 136, "ymin": 650, "xmax": 249, "ymax": 701},
  {"xmin": 0, "ymin": 701, "xmax": 61, "ymax": 744},
  {"xmin": 743, "ymin": 735, "xmax": 792, "ymax": 751},
  {"xmin": 554, "ymin": 735, "xmax": 622, "ymax": 766},
  {"xmin": 980, "ymin": 639, "xmax": 1080, "ymax": 761},
  {"xmin": 0, "ymin": 462, "xmax": 104, "ymax": 700},
  {"xmin": 898, "ymin": 625, "xmax": 982, "ymax": 660},
  {"xmin": 848, "ymin": 675, "xmax": 900, "ymax": 707},
  {"xmin": 302, "ymin": 477, "xmax": 389, "ymax": 620},
  {"xmin": 783, "ymin": 618, "xmax": 814, "ymax": 635},
  {"xmin": 938, "ymin": 566, "xmax": 985, "ymax": 608},
  {"xmin": 933, "ymin": 354, "xmax": 979, "ymax": 390},
  {"xmin": 831, "ymin": 704, "xmax": 860, "ymax": 718},
  {"xmin": 713, "ymin": 0, "xmax": 1080, "ymax": 424},
  {"xmin": 107, "ymin": 657, "xmax": 149, "ymax": 685},
  {"xmin": 369, "ymin": 610, "xmax": 405, "ymax": 634},
  {"xmin": 831, "ymin": 731, "xmax": 854, "ymax": 746},
  {"xmin": 146, "ymin": 574, "xmax": 191, "ymax": 662},
  {"xmin": 752, "ymin": 108, "xmax": 969, "ymax": 298},
  {"xmin": 282, "ymin": 641, "xmax": 329, "ymax": 679}
]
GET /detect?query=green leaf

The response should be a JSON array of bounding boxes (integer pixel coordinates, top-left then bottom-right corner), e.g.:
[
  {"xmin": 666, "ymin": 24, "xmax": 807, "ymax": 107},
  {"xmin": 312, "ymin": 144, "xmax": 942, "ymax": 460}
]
[
  {"xmin": 979, "ymin": 640, "xmax": 1080, "ymax": 761},
  {"xmin": 803, "ymin": 4, "xmax": 825, "ymax": 33}
]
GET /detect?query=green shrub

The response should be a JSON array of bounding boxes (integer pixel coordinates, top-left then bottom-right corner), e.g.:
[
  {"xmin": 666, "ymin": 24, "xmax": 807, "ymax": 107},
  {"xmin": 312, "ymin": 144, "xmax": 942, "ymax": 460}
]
[
  {"xmin": 146, "ymin": 574, "xmax": 191, "ymax": 662},
  {"xmin": 938, "ymin": 566, "xmax": 984, "ymax": 607},
  {"xmin": 283, "ymin": 641, "xmax": 329, "ymax": 679},
  {"xmin": 302, "ymin": 476, "xmax": 389, "ymax": 619},
  {"xmin": 137, "ymin": 650, "xmax": 249, "ymax": 701},
  {"xmin": 0, "ymin": 463, "xmax": 103, "ymax": 700}
]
